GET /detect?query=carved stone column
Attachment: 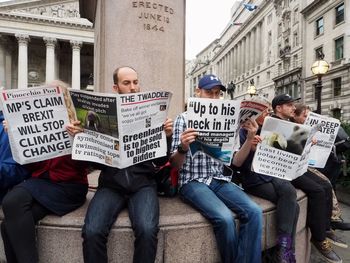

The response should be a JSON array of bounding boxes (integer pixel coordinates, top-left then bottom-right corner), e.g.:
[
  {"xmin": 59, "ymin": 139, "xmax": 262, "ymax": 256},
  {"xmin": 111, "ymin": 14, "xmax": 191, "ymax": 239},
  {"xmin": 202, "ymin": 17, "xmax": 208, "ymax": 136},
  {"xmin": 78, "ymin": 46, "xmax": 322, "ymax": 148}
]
[
  {"xmin": 0, "ymin": 35, "xmax": 6, "ymax": 88},
  {"xmin": 16, "ymin": 34, "xmax": 30, "ymax": 89},
  {"xmin": 70, "ymin": 40, "xmax": 82, "ymax": 89},
  {"xmin": 44, "ymin": 37, "xmax": 57, "ymax": 83}
]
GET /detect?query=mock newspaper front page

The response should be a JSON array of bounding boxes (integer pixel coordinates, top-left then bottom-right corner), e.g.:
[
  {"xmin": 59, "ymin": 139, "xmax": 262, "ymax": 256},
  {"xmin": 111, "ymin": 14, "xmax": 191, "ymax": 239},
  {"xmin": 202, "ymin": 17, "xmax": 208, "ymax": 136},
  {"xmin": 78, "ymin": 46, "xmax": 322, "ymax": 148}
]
[
  {"xmin": 0, "ymin": 86, "xmax": 73, "ymax": 164},
  {"xmin": 70, "ymin": 90, "xmax": 172, "ymax": 168},
  {"xmin": 252, "ymin": 117, "xmax": 314, "ymax": 181},
  {"xmin": 186, "ymin": 98, "xmax": 241, "ymax": 165},
  {"xmin": 304, "ymin": 111, "xmax": 340, "ymax": 168},
  {"xmin": 239, "ymin": 97, "xmax": 269, "ymax": 124}
]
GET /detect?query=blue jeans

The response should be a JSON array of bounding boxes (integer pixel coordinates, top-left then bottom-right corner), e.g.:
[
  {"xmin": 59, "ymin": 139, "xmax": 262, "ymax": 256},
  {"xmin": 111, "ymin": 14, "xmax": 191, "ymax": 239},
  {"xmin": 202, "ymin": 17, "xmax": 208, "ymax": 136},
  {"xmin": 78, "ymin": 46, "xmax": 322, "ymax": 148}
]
[
  {"xmin": 82, "ymin": 186, "xmax": 159, "ymax": 263},
  {"xmin": 180, "ymin": 179, "xmax": 262, "ymax": 263}
]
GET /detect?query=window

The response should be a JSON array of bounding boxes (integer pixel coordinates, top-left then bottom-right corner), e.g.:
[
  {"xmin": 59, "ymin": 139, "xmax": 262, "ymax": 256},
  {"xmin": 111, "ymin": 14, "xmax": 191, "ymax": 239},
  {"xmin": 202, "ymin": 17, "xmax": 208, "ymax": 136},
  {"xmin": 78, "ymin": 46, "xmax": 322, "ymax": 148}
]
[
  {"xmin": 268, "ymin": 31, "xmax": 272, "ymax": 46},
  {"xmin": 316, "ymin": 17, "xmax": 324, "ymax": 36},
  {"xmin": 293, "ymin": 8, "xmax": 299, "ymax": 24},
  {"xmin": 335, "ymin": 3, "xmax": 344, "ymax": 25},
  {"xmin": 335, "ymin": 37, "xmax": 344, "ymax": 60},
  {"xmin": 315, "ymin": 46, "xmax": 323, "ymax": 60},
  {"xmin": 293, "ymin": 31, "xmax": 298, "ymax": 47},
  {"xmin": 333, "ymin": 77, "xmax": 341, "ymax": 97},
  {"xmin": 267, "ymin": 13, "xmax": 272, "ymax": 24},
  {"xmin": 293, "ymin": 54, "xmax": 298, "ymax": 68},
  {"xmin": 267, "ymin": 71, "xmax": 271, "ymax": 80},
  {"xmin": 332, "ymin": 108, "xmax": 341, "ymax": 120},
  {"xmin": 278, "ymin": 23, "xmax": 282, "ymax": 35}
]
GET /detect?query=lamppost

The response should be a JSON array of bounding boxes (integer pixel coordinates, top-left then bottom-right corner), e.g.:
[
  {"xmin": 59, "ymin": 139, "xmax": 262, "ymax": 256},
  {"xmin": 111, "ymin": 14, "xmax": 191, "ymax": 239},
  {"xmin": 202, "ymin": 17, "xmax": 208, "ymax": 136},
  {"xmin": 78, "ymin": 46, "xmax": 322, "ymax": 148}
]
[
  {"xmin": 311, "ymin": 51, "xmax": 329, "ymax": 114},
  {"xmin": 227, "ymin": 81, "xmax": 236, "ymax": 100},
  {"xmin": 247, "ymin": 79, "xmax": 256, "ymax": 97}
]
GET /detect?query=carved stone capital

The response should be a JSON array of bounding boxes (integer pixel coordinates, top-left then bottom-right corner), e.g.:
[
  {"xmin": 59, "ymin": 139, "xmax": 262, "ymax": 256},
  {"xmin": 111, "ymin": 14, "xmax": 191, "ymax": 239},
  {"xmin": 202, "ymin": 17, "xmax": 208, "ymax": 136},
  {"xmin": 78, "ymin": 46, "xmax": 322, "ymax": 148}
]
[
  {"xmin": 15, "ymin": 34, "xmax": 30, "ymax": 45},
  {"xmin": 43, "ymin": 37, "xmax": 57, "ymax": 48},
  {"xmin": 70, "ymin": 40, "xmax": 83, "ymax": 50}
]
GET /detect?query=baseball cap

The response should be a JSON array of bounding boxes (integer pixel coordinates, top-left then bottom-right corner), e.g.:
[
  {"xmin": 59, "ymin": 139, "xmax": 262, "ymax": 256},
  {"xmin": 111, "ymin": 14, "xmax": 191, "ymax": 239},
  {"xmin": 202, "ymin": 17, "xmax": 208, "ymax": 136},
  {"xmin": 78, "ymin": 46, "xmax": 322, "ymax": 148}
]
[
  {"xmin": 198, "ymin": 74, "xmax": 226, "ymax": 91},
  {"xmin": 272, "ymin": 94, "xmax": 300, "ymax": 109}
]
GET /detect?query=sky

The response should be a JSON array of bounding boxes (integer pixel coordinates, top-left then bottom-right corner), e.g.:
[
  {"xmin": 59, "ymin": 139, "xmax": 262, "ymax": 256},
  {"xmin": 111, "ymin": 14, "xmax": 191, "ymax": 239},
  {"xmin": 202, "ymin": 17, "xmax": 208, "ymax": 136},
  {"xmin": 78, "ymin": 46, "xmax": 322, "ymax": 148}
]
[
  {"xmin": 0, "ymin": 0, "xmax": 235, "ymax": 60},
  {"xmin": 186, "ymin": 0, "xmax": 235, "ymax": 59}
]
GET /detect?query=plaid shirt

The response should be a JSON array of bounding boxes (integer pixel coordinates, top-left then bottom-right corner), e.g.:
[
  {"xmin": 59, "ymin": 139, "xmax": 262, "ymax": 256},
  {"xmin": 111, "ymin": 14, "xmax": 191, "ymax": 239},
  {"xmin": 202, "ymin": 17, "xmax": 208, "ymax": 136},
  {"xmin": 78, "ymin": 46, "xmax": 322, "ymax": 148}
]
[{"xmin": 171, "ymin": 112, "xmax": 232, "ymax": 188}]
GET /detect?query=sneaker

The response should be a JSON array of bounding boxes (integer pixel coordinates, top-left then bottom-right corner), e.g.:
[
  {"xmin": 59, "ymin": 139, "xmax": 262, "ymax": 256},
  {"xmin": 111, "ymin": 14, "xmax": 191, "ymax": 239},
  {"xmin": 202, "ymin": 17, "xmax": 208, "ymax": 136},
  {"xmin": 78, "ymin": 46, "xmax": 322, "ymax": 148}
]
[
  {"xmin": 275, "ymin": 235, "xmax": 296, "ymax": 263},
  {"xmin": 312, "ymin": 239, "xmax": 342, "ymax": 263},
  {"xmin": 326, "ymin": 230, "xmax": 348, "ymax": 248},
  {"xmin": 331, "ymin": 220, "xmax": 350, "ymax": 231}
]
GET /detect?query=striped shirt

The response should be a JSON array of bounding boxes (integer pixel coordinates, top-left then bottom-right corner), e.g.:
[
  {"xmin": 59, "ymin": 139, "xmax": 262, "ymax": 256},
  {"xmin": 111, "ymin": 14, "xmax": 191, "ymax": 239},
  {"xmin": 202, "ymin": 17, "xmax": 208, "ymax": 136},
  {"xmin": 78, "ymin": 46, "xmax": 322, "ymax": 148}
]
[{"xmin": 171, "ymin": 112, "xmax": 232, "ymax": 187}]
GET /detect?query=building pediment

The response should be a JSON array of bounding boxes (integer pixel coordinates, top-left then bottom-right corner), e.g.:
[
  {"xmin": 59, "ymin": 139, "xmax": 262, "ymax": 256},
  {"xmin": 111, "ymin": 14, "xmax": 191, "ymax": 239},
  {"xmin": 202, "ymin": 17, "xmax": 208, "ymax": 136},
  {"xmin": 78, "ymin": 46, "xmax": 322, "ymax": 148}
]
[{"xmin": 1, "ymin": 0, "xmax": 81, "ymax": 20}]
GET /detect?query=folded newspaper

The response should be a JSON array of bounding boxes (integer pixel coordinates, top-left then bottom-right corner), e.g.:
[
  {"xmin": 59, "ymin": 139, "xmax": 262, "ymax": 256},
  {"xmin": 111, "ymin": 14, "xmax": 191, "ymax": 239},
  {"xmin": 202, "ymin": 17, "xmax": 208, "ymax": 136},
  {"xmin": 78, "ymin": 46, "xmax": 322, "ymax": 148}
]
[
  {"xmin": 0, "ymin": 86, "xmax": 73, "ymax": 164},
  {"xmin": 186, "ymin": 97, "xmax": 269, "ymax": 165},
  {"xmin": 252, "ymin": 117, "xmax": 318, "ymax": 181},
  {"xmin": 70, "ymin": 89, "xmax": 172, "ymax": 168},
  {"xmin": 304, "ymin": 111, "xmax": 340, "ymax": 168}
]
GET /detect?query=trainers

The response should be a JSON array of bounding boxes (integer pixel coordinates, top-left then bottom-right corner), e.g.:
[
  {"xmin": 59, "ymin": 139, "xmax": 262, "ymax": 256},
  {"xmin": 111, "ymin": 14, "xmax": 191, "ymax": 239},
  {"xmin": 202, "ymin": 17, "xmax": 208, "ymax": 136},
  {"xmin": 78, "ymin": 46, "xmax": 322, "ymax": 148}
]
[
  {"xmin": 326, "ymin": 230, "xmax": 348, "ymax": 248},
  {"xmin": 312, "ymin": 239, "xmax": 342, "ymax": 263},
  {"xmin": 331, "ymin": 220, "xmax": 350, "ymax": 231},
  {"xmin": 275, "ymin": 235, "xmax": 296, "ymax": 263}
]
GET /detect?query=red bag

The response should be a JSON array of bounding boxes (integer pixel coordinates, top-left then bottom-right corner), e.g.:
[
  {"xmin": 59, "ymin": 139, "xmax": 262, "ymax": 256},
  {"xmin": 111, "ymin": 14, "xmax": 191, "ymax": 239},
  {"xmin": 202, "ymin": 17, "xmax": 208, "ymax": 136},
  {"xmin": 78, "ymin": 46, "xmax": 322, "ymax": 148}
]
[{"xmin": 154, "ymin": 162, "xmax": 178, "ymax": 197}]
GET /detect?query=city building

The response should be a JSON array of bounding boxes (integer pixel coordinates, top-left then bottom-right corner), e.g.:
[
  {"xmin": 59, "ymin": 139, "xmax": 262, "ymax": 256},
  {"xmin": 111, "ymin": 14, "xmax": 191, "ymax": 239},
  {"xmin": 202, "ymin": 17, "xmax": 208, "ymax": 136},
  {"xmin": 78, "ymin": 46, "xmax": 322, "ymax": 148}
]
[
  {"xmin": 0, "ymin": 0, "xmax": 94, "ymax": 90},
  {"xmin": 302, "ymin": 0, "xmax": 350, "ymax": 120},
  {"xmin": 186, "ymin": 0, "xmax": 350, "ymax": 121}
]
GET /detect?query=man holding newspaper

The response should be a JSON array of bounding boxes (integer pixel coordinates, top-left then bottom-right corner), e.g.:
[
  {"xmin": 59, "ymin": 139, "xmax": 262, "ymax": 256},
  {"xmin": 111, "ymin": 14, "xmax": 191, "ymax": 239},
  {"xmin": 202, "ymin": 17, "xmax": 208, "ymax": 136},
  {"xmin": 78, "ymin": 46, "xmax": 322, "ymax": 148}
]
[
  {"xmin": 170, "ymin": 74, "xmax": 262, "ymax": 263},
  {"xmin": 270, "ymin": 94, "xmax": 342, "ymax": 263},
  {"xmin": 82, "ymin": 66, "xmax": 173, "ymax": 263}
]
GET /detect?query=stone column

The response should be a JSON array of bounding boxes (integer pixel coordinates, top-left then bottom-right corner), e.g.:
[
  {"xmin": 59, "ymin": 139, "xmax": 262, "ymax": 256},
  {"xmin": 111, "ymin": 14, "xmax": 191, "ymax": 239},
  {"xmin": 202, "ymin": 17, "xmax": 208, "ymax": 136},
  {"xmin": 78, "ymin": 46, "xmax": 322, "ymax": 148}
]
[
  {"xmin": 0, "ymin": 35, "xmax": 6, "ymax": 88},
  {"xmin": 251, "ymin": 28, "xmax": 256, "ymax": 70},
  {"xmin": 79, "ymin": 0, "xmax": 185, "ymax": 118},
  {"xmin": 70, "ymin": 40, "xmax": 82, "ymax": 89},
  {"xmin": 256, "ymin": 23, "xmax": 261, "ymax": 65},
  {"xmin": 44, "ymin": 37, "xmax": 57, "ymax": 83},
  {"xmin": 16, "ymin": 34, "xmax": 30, "ymax": 89}
]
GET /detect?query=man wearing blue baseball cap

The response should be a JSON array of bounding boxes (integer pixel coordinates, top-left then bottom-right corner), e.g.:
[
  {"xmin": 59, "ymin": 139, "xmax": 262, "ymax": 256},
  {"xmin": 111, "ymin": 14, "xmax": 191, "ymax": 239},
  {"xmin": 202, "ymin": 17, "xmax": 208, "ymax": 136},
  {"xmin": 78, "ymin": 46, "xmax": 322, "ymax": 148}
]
[{"xmin": 170, "ymin": 74, "xmax": 262, "ymax": 263}]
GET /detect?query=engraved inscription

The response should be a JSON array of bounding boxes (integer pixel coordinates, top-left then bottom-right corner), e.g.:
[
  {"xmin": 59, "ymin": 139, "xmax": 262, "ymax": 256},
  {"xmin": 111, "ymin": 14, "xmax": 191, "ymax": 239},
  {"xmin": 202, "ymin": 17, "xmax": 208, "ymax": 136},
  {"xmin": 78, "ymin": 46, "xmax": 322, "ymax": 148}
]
[{"xmin": 132, "ymin": 1, "xmax": 174, "ymax": 32}]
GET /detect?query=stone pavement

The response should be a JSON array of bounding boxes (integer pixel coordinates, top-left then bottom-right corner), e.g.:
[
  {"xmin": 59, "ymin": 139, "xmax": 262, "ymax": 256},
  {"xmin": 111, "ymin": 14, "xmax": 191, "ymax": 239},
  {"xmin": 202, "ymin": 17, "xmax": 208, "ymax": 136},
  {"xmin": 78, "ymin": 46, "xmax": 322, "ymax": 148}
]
[{"xmin": 310, "ymin": 184, "xmax": 350, "ymax": 263}]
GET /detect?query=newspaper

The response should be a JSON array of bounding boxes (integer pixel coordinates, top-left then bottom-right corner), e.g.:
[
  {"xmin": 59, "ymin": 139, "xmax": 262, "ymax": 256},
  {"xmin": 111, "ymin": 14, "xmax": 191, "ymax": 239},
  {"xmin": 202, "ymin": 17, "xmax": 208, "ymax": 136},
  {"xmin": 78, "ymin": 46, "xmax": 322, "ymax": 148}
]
[
  {"xmin": 304, "ymin": 111, "xmax": 340, "ymax": 168},
  {"xmin": 239, "ymin": 97, "xmax": 269, "ymax": 124},
  {"xmin": 70, "ymin": 90, "xmax": 172, "ymax": 168},
  {"xmin": 186, "ymin": 98, "xmax": 241, "ymax": 164},
  {"xmin": 0, "ymin": 86, "xmax": 73, "ymax": 164},
  {"xmin": 252, "ymin": 117, "xmax": 316, "ymax": 181}
]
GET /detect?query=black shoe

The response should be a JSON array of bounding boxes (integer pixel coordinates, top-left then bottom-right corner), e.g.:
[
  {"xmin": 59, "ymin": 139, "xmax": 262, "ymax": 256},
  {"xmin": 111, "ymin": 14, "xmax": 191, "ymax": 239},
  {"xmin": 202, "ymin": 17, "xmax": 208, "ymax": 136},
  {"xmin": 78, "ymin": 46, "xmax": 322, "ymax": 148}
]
[
  {"xmin": 312, "ymin": 239, "xmax": 342, "ymax": 263},
  {"xmin": 331, "ymin": 220, "xmax": 350, "ymax": 231}
]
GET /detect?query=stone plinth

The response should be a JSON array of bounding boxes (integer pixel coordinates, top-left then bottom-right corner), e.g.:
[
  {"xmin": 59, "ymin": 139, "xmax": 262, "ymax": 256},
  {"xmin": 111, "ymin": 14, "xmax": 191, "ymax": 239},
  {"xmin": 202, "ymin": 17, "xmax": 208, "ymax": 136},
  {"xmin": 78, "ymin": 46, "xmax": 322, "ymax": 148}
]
[
  {"xmin": 0, "ymin": 189, "xmax": 311, "ymax": 263},
  {"xmin": 79, "ymin": 0, "xmax": 185, "ymax": 118}
]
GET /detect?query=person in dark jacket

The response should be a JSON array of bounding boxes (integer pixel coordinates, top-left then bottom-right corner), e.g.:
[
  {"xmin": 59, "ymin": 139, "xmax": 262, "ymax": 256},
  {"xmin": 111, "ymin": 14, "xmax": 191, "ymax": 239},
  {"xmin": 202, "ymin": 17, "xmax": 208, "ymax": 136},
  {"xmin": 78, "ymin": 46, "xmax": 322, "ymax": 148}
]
[
  {"xmin": 0, "ymin": 111, "xmax": 30, "ymax": 203},
  {"xmin": 82, "ymin": 66, "xmax": 173, "ymax": 263},
  {"xmin": 0, "ymin": 82, "xmax": 88, "ymax": 263}
]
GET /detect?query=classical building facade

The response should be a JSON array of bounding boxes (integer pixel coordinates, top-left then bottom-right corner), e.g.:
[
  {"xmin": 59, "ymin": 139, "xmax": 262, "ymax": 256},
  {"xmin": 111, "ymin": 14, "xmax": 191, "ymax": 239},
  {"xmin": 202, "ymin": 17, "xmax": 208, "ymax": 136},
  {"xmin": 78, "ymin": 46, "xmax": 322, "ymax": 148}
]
[
  {"xmin": 186, "ymin": 0, "xmax": 350, "ymax": 121},
  {"xmin": 0, "ymin": 0, "xmax": 94, "ymax": 90},
  {"xmin": 302, "ymin": 0, "xmax": 350, "ymax": 120}
]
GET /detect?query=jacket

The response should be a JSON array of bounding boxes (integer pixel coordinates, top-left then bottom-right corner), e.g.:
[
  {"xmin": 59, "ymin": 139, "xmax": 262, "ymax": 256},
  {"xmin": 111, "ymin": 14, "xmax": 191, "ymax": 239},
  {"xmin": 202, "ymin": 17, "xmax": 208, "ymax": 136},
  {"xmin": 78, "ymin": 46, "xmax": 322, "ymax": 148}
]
[{"xmin": 0, "ymin": 112, "xmax": 31, "ymax": 189}]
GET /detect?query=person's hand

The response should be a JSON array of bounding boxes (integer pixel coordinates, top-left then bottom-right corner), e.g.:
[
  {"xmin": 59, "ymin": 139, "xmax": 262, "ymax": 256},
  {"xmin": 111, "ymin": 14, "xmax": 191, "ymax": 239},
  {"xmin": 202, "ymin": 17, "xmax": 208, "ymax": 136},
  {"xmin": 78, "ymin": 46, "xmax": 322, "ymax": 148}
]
[
  {"xmin": 311, "ymin": 137, "xmax": 317, "ymax": 145},
  {"xmin": 179, "ymin": 128, "xmax": 198, "ymax": 151},
  {"xmin": 2, "ymin": 120, "xmax": 8, "ymax": 133},
  {"xmin": 66, "ymin": 120, "xmax": 83, "ymax": 136},
  {"xmin": 163, "ymin": 118, "xmax": 173, "ymax": 137},
  {"xmin": 242, "ymin": 119, "xmax": 258, "ymax": 141},
  {"xmin": 251, "ymin": 135, "xmax": 262, "ymax": 146}
]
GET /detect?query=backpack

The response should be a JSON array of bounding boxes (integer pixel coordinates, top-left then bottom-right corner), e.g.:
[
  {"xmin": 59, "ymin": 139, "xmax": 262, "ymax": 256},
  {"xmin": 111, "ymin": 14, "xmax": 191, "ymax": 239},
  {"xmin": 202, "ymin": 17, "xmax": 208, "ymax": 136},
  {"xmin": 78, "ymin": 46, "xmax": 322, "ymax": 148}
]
[
  {"xmin": 154, "ymin": 162, "xmax": 178, "ymax": 197},
  {"xmin": 334, "ymin": 126, "xmax": 350, "ymax": 154}
]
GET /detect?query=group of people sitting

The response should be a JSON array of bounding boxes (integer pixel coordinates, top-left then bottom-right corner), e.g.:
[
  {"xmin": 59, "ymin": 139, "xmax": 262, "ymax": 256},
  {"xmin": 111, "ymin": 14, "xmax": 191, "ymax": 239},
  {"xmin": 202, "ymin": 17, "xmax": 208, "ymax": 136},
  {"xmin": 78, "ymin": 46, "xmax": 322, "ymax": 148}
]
[{"xmin": 0, "ymin": 68, "xmax": 349, "ymax": 263}]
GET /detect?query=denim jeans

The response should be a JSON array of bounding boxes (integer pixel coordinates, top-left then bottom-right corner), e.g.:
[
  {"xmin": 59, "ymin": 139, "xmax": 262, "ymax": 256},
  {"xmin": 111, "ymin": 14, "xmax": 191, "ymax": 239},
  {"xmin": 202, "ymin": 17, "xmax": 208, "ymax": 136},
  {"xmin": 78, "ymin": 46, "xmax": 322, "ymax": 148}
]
[
  {"xmin": 180, "ymin": 179, "xmax": 262, "ymax": 263},
  {"xmin": 82, "ymin": 186, "xmax": 159, "ymax": 263}
]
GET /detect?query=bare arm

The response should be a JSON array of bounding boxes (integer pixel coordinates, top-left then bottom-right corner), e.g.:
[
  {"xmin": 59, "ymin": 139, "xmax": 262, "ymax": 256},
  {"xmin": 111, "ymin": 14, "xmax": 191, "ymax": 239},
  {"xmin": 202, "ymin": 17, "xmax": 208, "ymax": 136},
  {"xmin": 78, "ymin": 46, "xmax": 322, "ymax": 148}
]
[{"xmin": 232, "ymin": 119, "xmax": 258, "ymax": 167}]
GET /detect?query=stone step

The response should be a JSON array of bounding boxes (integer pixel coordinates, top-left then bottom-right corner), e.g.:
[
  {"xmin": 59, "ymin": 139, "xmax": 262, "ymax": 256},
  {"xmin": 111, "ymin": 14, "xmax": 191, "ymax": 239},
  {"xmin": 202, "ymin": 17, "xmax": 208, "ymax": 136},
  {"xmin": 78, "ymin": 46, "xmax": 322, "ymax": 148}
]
[{"xmin": 0, "ymin": 172, "xmax": 311, "ymax": 262}]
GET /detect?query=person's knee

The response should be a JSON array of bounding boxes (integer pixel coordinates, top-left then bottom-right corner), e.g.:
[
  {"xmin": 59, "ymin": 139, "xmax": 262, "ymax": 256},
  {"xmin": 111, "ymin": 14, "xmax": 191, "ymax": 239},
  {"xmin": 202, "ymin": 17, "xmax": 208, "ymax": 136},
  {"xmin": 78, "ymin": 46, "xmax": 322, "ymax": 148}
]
[
  {"xmin": 2, "ymin": 188, "xmax": 30, "ymax": 215},
  {"xmin": 241, "ymin": 202, "xmax": 262, "ymax": 225},
  {"xmin": 281, "ymin": 184, "xmax": 297, "ymax": 199},
  {"xmin": 215, "ymin": 211, "xmax": 235, "ymax": 230},
  {"xmin": 82, "ymin": 222, "xmax": 108, "ymax": 243},
  {"xmin": 133, "ymin": 219, "xmax": 159, "ymax": 240}
]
